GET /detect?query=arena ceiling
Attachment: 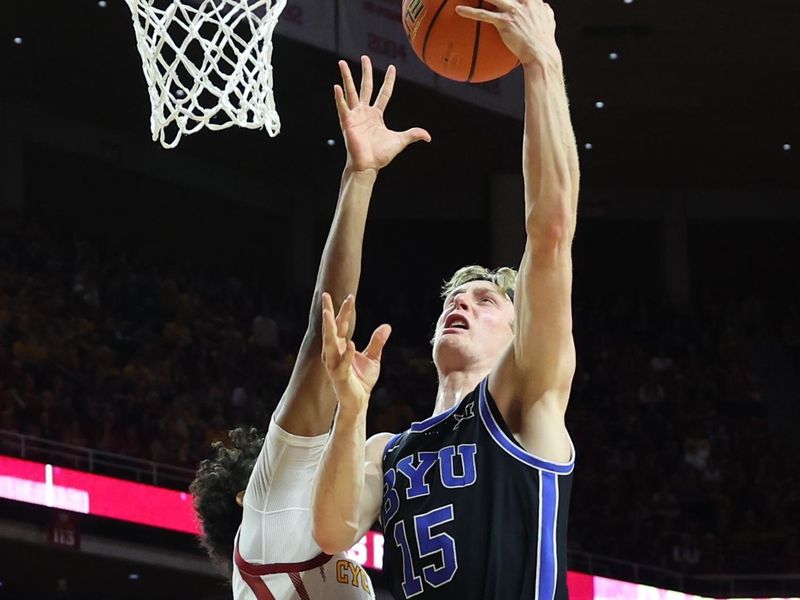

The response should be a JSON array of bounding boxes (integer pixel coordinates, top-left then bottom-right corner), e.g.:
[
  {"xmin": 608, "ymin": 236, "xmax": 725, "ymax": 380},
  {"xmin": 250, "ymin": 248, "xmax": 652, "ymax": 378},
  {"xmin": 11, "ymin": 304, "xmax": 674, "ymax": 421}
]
[{"xmin": 1, "ymin": 0, "xmax": 798, "ymax": 193}]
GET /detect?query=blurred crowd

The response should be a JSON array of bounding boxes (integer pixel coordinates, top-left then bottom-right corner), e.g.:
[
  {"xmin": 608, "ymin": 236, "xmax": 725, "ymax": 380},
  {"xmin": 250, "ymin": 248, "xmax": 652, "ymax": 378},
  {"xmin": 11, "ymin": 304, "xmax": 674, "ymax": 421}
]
[
  {"xmin": 567, "ymin": 296, "xmax": 799, "ymax": 574},
  {"xmin": 1, "ymin": 222, "xmax": 798, "ymax": 576}
]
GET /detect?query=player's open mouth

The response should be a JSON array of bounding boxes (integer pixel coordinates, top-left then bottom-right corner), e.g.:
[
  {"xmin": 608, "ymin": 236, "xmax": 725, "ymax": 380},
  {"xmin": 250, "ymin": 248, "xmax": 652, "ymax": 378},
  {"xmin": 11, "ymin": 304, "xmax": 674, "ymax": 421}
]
[{"xmin": 443, "ymin": 314, "xmax": 469, "ymax": 332}]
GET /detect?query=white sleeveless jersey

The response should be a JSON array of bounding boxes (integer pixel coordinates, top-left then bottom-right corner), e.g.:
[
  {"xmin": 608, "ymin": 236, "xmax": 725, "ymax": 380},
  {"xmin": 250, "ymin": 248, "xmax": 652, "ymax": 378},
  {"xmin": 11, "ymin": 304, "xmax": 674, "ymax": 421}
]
[{"xmin": 232, "ymin": 417, "xmax": 375, "ymax": 600}]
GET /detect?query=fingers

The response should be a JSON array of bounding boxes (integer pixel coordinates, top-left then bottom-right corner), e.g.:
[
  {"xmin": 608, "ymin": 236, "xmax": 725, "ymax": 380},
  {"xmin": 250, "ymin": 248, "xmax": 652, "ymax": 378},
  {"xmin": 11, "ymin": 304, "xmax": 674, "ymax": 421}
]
[
  {"xmin": 329, "ymin": 339, "xmax": 356, "ymax": 383},
  {"xmin": 344, "ymin": 341, "xmax": 356, "ymax": 369},
  {"xmin": 363, "ymin": 324, "xmax": 392, "ymax": 362},
  {"xmin": 454, "ymin": 5, "xmax": 503, "ymax": 25},
  {"xmin": 480, "ymin": 0, "xmax": 514, "ymax": 9},
  {"xmin": 373, "ymin": 64, "xmax": 396, "ymax": 112},
  {"xmin": 333, "ymin": 84, "xmax": 348, "ymax": 119},
  {"xmin": 332, "ymin": 341, "xmax": 356, "ymax": 382},
  {"xmin": 338, "ymin": 60, "xmax": 359, "ymax": 109},
  {"xmin": 321, "ymin": 294, "xmax": 340, "ymax": 368},
  {"xmin": 457, "ymin": 1, "xmax": 556, "ymax": 25},
  {"xmin": 328, "ymin": 340, "xmax": 355, "ymax": 383},
  {"xmin": 321, "ymin": 291, "xmax": 335, "ymax": 315},
  {"xmin": 359, "ymin": 55, "xmax": 374, "ymax": 105},
  {"xmin": 401, "ymin": 127, "xmax": 432, "ymax": 145},
  {"xmin": 335, "ymin": 294, "xmax": 355, "ymax": 339}
]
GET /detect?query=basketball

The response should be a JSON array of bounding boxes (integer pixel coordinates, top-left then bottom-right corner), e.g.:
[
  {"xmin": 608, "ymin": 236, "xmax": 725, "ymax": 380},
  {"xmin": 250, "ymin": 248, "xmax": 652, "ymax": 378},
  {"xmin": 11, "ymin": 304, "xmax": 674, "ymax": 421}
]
[{"xmin": 402, "ymin": 0, "xmax": 520, "ymax": 83}]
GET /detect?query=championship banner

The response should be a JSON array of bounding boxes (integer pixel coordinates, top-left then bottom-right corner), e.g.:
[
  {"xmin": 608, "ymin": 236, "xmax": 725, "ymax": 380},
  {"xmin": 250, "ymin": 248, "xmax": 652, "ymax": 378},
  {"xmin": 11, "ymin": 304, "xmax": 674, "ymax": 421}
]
[
  {"xmin": 275, "ymin": 0, "xmax": 336, "ymax": 52},
  {"xmin": 336, "ymin": 0, "xmax": 437, "ymax": 88}
]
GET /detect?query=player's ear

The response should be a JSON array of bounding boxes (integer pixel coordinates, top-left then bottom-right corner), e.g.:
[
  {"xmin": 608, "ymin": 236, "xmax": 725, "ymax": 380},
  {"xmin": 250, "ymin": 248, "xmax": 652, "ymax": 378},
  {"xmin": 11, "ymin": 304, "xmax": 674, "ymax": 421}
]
[{"xmin": 235, "ymin": 490, "xmax": 245, "ymax": 507}]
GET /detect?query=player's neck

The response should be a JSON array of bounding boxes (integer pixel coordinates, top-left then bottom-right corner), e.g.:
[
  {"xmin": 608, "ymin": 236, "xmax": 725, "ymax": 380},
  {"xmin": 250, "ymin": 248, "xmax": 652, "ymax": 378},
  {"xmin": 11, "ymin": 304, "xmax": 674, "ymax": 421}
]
[{"xmin": 433, "ymin": 369, "xmax": 488, "ymax": 416}]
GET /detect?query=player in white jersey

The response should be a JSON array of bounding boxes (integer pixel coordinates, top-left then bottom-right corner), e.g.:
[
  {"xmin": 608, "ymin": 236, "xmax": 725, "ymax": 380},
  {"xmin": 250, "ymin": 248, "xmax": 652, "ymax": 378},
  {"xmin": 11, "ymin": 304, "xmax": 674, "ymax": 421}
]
[
  {"xmin": 231, "ymin": 421, "xmax": 374, "ymax": 599},
  {"xmin": 188, "ymin": 56, "xmax": 430, "ymax": 600}
]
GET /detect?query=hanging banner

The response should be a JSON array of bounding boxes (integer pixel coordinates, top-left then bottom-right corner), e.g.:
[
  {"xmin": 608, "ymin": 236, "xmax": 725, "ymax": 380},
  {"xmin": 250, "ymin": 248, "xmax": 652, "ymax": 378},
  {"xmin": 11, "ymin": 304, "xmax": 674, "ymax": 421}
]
[
  {"xmin": 275, "ymin": 0, "xmax": 337, "ymax": 51},
  {"xmin": 434, "ymin": 67, "xmax": 525, "ymax": 119},
  {"xmin": 276, "ymin": 0, "xmax": 524, "ymax": 119},
  {"xmin": 337, "ymin": 0, "xmax": 437, "ymax": 88}
]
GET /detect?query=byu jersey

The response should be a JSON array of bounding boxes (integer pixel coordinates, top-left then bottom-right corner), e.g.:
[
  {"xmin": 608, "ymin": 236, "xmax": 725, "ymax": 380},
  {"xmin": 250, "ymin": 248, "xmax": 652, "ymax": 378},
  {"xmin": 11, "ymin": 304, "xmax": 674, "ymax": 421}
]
[{"xmin": 381, "ymin": 378, "xmax": 574, "ymax": 600}]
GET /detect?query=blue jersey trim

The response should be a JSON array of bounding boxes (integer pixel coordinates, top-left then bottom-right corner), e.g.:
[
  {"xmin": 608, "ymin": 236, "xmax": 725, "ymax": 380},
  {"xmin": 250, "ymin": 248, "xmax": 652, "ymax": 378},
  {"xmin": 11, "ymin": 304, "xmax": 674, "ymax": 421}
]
[
  {"xmin": 409, "ymin": 400, "xmax": 462, "ymax": 433},
  {"xmin": 383, "ymin": 432, "xmax": 404, "ymax": 463},
  {"xmin": 536, "ymin": 472, "xmax": 558, "ymax": 600},
  {"xmin": 478, "ymin": 378, "xmax": 575, "ymax": 474}
]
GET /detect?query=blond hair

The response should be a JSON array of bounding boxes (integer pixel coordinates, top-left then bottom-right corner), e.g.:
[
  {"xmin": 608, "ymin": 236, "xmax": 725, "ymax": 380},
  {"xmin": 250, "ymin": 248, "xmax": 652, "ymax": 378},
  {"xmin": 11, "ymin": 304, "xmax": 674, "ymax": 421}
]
[{"xmin": 441, "ymin": 265, "xmax": 518, "ymax": 302}]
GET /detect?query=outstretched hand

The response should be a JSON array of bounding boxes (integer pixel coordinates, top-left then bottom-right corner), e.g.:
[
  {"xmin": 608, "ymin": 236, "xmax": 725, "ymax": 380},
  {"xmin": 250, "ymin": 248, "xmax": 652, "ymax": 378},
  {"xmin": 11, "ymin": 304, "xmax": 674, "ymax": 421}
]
[
  {"xmin": 335, "ymin": 56, "xmax": 431, "ymax": 174},
  {"xmin": 321, "ymin": 292, "xmax": 392, "ymax": 414},
  {"xmin": 455, "ymin": 0, "xmax": 561, "ymax": 69}
]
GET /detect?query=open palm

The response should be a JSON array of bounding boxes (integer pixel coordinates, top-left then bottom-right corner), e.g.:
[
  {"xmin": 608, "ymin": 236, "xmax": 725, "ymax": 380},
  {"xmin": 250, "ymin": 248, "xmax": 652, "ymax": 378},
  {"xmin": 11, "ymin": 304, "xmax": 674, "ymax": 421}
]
[
  {"xmin": 335, "ymin": 57, "xmax": 431, "ymax": 173},
  {"xmin": 321, "ymin": 292, "xmax": 391, "ymax": 413}
]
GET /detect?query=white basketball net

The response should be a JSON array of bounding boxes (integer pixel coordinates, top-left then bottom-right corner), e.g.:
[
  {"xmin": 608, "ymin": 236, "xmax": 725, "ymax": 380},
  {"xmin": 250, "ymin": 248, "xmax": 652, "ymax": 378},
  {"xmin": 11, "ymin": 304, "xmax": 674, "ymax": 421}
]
[{"xmin": 124, "ymin": 0, "xmax": 286, "ymax": 148}]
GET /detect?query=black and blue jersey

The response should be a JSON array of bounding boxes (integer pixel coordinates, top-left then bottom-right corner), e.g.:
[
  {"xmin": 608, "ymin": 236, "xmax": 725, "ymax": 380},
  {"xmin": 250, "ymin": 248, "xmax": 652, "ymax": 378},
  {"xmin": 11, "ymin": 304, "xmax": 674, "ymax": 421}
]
[{"xmin": 381, "ymin": 378, "xmax": 574, "ymax": 600}]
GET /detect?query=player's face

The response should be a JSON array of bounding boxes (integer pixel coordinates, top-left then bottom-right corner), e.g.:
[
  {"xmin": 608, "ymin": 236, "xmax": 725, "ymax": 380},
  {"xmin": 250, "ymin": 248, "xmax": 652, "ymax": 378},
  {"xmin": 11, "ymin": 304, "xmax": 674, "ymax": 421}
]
[{"xmin": 432, "ymin": 281, "xmax": 515, "ymax": 372}]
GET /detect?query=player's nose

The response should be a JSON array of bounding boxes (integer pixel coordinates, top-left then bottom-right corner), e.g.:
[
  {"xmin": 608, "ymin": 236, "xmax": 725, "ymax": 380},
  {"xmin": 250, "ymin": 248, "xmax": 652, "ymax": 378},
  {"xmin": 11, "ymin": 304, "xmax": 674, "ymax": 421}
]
[{"xmin": 452, "ymin": 292, "xmax": 470, "ymax": 311}]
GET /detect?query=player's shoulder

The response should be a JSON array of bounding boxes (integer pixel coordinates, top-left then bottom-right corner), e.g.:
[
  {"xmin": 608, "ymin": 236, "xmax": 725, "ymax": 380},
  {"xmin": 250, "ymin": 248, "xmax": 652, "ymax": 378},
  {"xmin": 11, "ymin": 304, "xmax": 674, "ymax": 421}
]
[{"xmin": 366, "ymin": 431, "xmax": 394, "ymax": 462}]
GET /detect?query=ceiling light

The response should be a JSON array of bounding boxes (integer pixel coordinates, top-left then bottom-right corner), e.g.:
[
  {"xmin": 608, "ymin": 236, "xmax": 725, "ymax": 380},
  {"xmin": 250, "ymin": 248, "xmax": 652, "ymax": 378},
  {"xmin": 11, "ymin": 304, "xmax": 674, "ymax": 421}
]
[
  {"xmin": 326, "ymin": 139, "xmax": 336, "ymax": 147},
  {"xmin": 595, "ymin": 101, "xmax": 605, "ymax": 109},
  {"xmin": 783, "ymin": 143, "xmax": 792, "ymax": 151},
  {"xmin": 584, "ymin": 143, "xmax": 593, "ymax": 150},
  {"xmin": 98, "ymin": 0, "xmax": 107, "ymax": 6},
  {"xmin": 128, "ymin": 574, "xmax": 140, "ymax": 581},
  {"xmin": 13, "ymin": 37, "xmax": 23, "ymax": 45},
  {"xmin": 609, "ymin": 52, "xmax": 619, "ymax": 60}
]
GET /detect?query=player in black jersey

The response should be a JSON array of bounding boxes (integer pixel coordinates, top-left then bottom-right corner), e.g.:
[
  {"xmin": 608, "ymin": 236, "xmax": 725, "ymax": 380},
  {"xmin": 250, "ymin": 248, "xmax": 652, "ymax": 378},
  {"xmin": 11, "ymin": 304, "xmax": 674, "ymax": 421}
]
[{"xmin": 312, "ymin": 2, "xmax": 580, "ymax": 599}]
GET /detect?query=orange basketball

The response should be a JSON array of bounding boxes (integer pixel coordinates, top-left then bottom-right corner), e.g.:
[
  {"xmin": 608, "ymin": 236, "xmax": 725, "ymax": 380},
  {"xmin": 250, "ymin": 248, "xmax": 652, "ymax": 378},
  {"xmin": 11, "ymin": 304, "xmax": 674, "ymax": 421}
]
[{"xmin": 401, "ymin": 0, "xmax": 520, "ymax": 83}]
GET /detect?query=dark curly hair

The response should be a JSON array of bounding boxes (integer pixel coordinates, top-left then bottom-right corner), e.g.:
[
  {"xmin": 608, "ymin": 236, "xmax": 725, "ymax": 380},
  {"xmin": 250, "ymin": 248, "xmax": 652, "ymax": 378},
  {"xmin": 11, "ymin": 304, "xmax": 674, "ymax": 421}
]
[{"xmin": 189, "ymin": 427, "xmax": 265, "ymax": 572}]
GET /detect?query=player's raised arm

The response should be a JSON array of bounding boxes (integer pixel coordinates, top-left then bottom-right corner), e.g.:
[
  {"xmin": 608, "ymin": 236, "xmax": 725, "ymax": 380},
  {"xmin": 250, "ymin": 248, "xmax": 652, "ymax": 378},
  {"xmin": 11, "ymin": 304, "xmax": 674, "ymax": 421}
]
[
  {"xmin": 312, "ymin": 293, "xmax": 392, "ymax": 554},
  {"xmin": 273, "ymin": 57, "xmax": 430, "ymax": 437},
  {"xmin": 458, "ymin": 2, "xmax": 579, "ymax": 422}
]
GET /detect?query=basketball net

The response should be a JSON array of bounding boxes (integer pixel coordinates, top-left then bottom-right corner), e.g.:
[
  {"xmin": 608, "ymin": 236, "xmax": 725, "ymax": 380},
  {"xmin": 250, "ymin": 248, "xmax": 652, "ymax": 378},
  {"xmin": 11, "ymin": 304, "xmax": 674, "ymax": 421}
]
[{"xmin": 124, "ymin": 0, "xmax": 286, "ymax": 149}]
